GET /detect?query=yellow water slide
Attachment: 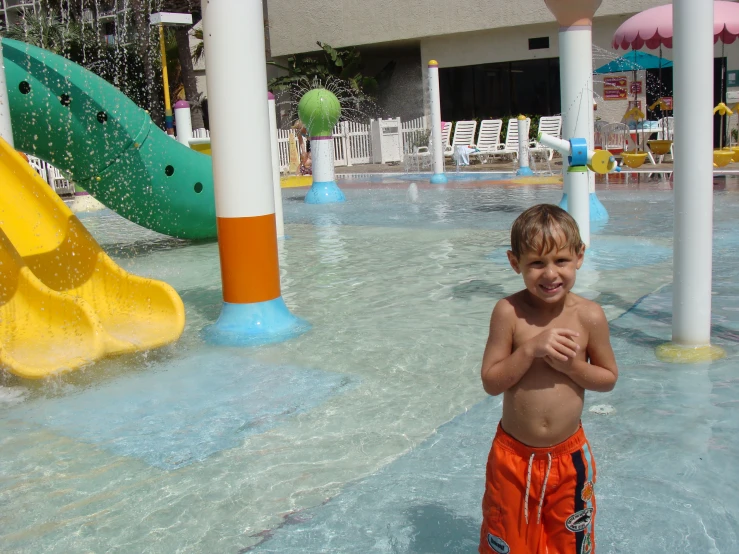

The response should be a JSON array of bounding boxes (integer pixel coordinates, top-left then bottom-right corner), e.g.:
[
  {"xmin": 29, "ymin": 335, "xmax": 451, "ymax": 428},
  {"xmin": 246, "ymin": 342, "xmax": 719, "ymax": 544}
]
[{"xmin": 0, "ymin": 138, "xmax": 185, "ymax": 379}]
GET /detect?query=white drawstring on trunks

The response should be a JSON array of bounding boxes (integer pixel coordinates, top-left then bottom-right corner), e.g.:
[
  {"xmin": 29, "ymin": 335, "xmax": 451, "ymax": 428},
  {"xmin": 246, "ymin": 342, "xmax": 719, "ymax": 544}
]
[{"xmin": 524, "ymin": 452, "xmax": 553, "ymax": 525}]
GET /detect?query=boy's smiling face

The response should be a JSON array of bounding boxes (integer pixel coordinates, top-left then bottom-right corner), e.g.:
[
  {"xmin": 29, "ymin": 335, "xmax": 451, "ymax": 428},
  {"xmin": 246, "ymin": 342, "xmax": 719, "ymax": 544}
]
[{"xmin": 507, "ymin": 230, "xmax": 584, "ymax": 304}]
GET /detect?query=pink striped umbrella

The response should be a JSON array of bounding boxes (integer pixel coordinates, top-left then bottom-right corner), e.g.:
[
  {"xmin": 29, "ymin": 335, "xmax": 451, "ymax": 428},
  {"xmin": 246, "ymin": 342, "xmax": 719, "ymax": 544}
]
[{"xmin": 612, "ymin": 1, "xmax": 739, "ymax": 50}]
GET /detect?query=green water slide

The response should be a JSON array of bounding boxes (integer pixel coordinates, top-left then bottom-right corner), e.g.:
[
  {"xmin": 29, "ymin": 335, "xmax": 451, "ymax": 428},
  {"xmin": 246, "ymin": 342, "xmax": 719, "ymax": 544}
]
[{"xmin": 3, "ymin": 38, "xmax": 217, "ymax": 239}]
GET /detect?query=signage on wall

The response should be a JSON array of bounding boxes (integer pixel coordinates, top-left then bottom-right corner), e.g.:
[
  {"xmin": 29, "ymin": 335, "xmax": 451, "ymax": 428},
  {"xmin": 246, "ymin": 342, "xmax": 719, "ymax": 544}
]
[
  {"xmin": 728, "ymin": 70, "xmax": 739, "ymax": 87},
  {"xmin": 628, "ymin": 100, "xmax": 642, "ymax": 111},
  {"xmin": 630, "ymin": 81, "xmax": 642, "ymax": 94},
  {"xmin": 604, "ymin": 87, "xmax": 628, "ymax": 100},
  {"xmin": 661, "ymin": 97, "xmax": 673, "ymax": 110},
  {"xmin": 604, "ymin": 76, "xmax": 627, "ymax": 87}
]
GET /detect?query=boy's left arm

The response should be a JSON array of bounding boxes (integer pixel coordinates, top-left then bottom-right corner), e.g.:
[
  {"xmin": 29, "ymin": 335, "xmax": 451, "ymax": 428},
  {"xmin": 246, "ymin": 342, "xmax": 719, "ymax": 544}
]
[{"xmin": 545, "ymin": 303, "xmax": 618, "ymax": 392}]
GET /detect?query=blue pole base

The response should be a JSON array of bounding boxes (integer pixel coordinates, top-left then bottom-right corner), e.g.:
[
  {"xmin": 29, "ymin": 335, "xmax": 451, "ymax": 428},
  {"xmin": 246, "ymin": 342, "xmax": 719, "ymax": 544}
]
[
  {"xmin": 202, "ymin": 297, "xmax": 310, "ymax": 347},
  {"xmin": 430, "ymin": 173, "xmax": 448, "ymax": 184},
  {"xmin": 305, "ymin": 180, "xmax": 346, "ymax": 204},
  {"xmin": 559, "ymin": 192, "xmax": 609, "ymax": 223},
  {"xmin": 516, "ymin": 166, "xmax": 535, "ymax": 177}
]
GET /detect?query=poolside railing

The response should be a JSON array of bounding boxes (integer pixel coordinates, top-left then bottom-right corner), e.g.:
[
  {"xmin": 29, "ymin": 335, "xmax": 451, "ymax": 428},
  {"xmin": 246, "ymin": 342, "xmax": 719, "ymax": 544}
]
[
  {"xmin": 401, "ymin": 116, "xmax": 429, "ymax": 155},
  {"xmin": 275, "ymin": 115, "xmax": 430, "ymax": 172}
]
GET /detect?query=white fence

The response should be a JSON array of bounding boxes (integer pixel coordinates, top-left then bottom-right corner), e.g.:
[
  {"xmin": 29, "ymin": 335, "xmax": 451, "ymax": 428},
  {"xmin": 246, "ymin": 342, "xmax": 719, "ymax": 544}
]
[
  {"xmin": 401, "ymin": 116, "xmax": 428, "ymax": 155},
  {"xmin": 26, "ymin": 155, "xmax": 75, "ymax": 196},
  {"xmin": 276, "ymin": 115, "xmax": 428, "ymax": 172}
]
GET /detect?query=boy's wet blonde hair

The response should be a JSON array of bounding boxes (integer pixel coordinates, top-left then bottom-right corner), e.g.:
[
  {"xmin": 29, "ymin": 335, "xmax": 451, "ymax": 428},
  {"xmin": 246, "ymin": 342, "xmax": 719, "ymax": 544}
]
[{"xmin": 510, "ymin": 204, "xmax": 584, "ymax": 258}]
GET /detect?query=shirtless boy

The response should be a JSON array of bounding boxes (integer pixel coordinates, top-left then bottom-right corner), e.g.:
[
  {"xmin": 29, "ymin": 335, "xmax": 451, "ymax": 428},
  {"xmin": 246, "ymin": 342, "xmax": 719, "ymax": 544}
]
[{"xmin": 480, "ymin": 204, "xmax": 618, "ymax": 554}]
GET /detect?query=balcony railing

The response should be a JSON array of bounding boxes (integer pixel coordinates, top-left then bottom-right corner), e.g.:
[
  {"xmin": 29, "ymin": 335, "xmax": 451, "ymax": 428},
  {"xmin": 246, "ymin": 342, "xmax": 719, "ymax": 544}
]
[{"xmin": 4, "ymin": 0, "xmax": 37, "ymax": 9}]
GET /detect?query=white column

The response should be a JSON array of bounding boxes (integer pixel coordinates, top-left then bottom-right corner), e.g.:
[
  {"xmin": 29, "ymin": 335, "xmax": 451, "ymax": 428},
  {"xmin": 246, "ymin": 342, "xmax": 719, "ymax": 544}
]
[
  {"xmin": 200, "ymin": 0, "xmax": 307, "ymax": 345},
  {"xmin": 672, "ymin": 0, "xmax": 714, "ymax": 345},
  {"xmin": 203, "ymin": 0, "xmax": 273, "ymax": 220},
  {"xmin": 311, "ymin": 138, "xmax": 335, "ymax": 183},
  {"xmin": 559, "ymin": 27, "xmax": 595, "ymax": 194},
  {"xmin": 568, "ymin": 167, "xmax": 590, "ymax": 246},
  {"xmin": 516, "ymin": 116, "xmax": 533, "ymax": 176},
  {"xmin": 268, "ymin": 93, "xmax": 284, "ymax": 239},
  {"xmin": 174, "ymin": 100, "xmax": 193, "ymax": 148},
  {"xmin": 428, "ymin": 60, "xmax": 447, "ymax": 184},
  {"xmin": 0, "ymin": 41, "xmax": 14, "ymax": 147}
]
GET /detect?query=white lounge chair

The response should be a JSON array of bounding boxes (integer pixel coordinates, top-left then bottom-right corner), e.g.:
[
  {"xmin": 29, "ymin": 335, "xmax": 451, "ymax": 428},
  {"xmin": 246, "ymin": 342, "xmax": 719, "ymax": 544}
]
[
  {"xmin": 470, "ymin": 119, "xmax": 504, "ymax": 163},
  {"xmin": 45, "ymin": 164, "xmax": 75, "ymax": 196},
  {"xmin": 25, "ymin": 155, "xmax": 49, "ymax": 184},
  {"xmin": 530, "ymin": 115, "xmax": 562, "ymax": 161},
  {"xmin": 444, "ymin": 120, "xmax": 478, "ymax": 157},
  {"xmin": 499, "ymin": 117, "xmax": 530, "ymax": 160},
  {"xmin": 441, "ymin": 121, "xmax": 452, "ymax": 151}
]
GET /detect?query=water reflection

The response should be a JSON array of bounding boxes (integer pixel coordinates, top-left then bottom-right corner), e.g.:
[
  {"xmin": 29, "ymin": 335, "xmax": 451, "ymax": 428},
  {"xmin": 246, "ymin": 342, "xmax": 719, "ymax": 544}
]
[{"xmin": 314, "ymin": 213, "xmax": 347, "ymax": 265}]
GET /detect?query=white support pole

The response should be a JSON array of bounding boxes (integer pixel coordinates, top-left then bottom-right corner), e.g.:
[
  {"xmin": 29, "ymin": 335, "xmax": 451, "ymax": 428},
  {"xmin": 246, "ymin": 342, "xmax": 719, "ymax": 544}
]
[
  {"xmin": 200, "ymin": 0, "xmax": 307, "ymax": 345},
  {"xmin": 0, "ymin": 41, "xmax": 15, "ymax": 147},
  {"xmin": 428, "ymin": 60, "xmax": 447, "ymax": 184},
  {"xmin": 516, "ymin": 116, "xmax": 533, "ymax": 176},
  {"xmin": 174, "ymin": 100, "xmax": 193, "ymax": 147},
  {"xmin": 268, "ymin": 92, "xmax": 284, "ymax": 239},
  {"xmin": 671, "ymin": 0, "xmax": 714, "ymax": 346},
  {"xmin": 568, "ymin": 167, "xmax": 590, "ymax": 245},
  {"xmin": 310, "ymin": 138, "xmax": 335, "ymax": 183},
  {"xmin": 559, "ymin": 28, "xmax": 593, "ymax": 192}
]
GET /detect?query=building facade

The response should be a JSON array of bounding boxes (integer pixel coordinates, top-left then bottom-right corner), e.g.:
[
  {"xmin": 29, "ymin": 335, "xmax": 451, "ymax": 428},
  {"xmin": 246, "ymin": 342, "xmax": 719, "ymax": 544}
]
[
  {"xmin": 266, "ymin": 0, "xmax": 737, "ymax": 126},
  {"xmin": 0, "ymin": 0, "xmax": 39, "ymax": 29}
]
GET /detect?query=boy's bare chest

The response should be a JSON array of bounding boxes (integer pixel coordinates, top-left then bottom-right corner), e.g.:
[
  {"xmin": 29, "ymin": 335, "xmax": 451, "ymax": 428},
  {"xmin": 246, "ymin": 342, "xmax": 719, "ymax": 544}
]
[{"xmin": 512, "ymin": 311, "xmax": 587, "ymax": 350}]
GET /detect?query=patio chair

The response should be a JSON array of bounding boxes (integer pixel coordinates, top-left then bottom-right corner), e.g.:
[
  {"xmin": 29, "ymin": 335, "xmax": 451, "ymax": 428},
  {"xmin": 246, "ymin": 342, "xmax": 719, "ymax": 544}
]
[
  {"xmin": 441, "ymin": 121, "xmax": 452, "ymax": 151},
  {"xmin": 403, "ymin": 122, "xmax": 450, "ymax": 172},
  {"xmin": 601, "ymin": 123, "xmax": 630, "ymax": 161},
  {"xmin": 469, "ymin": 119, "xmax": 504, "ymax": 163},
  {"xmin": 594, "ymin": 120, "xmax": 610, "ymax": 150},
  {"xmin": 653, "ymin": 116, "xmax": 674, "ymax": 162},
  {"xmin": 47, "ymin": 164, "xmax": 75, "ymax": 196},
  {"xmin": 499, "ymin": 117, "xmax": 531, "ymax": 160},
  {"xmin": 529, "ymin": 115, "xmax": 562, "ymax": 160},
  {"xmin": 26, "ymin": 155, "xmax": 49, "ymax": 184},
  {"xmin": 444, "ymin": 120, "xmax": 478, "ymax": 157}
]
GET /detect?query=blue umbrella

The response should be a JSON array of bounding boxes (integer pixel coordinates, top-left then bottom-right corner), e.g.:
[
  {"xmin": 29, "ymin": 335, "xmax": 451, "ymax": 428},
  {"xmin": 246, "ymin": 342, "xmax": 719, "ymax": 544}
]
[{"xmin": 594, "ymin": 51, "xmax": 673, "ymax": 74}]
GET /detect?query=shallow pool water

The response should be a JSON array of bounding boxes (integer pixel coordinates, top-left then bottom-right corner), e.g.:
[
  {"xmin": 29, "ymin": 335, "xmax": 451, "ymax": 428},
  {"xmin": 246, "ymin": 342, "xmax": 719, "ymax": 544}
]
[{"xmin": 1, "ymin": 176, "xmax": 737, "ymax": 553}]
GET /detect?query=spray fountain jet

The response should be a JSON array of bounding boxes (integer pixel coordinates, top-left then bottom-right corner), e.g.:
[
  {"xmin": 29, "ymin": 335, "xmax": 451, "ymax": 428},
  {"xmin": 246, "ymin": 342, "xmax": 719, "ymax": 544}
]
[
  {"xmin": 298, "ymin": 87, "xmax": 346, "ymax": 204},
  {"xmin": 537, "ymin": 132, "xmax": 617, "ymax": 247}
]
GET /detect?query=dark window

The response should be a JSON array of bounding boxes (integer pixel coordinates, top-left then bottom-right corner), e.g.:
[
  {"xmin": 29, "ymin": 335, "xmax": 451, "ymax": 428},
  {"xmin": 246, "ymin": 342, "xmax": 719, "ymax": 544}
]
[
  {"xmin": 439, "ymin": 58, "xmax": 561, "ymax": 120},
  {"xmin": 714, "ymin": 56, "xmax": 728, "ymax": 148},
  {"xmin": 528, "ymin": 37, "xmax": 549, "ymax": 50}
]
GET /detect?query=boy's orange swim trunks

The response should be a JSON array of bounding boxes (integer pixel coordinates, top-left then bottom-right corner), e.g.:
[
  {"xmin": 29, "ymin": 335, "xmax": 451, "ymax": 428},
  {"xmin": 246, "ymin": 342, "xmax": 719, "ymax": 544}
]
[{"xmin": 479, "ymin": 423, "xmax": 597, "ymax": 554}]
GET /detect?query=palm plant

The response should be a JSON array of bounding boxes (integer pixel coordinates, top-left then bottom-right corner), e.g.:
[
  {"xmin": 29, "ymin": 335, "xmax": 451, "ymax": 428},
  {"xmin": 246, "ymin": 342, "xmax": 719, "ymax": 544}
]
[
  {"xmin": 267, "ymin": 42, "xmax": 381, "ymax": 107},
  {"xmin": 158, "ymin": 0, "xmax": 204, "ymax": 128},
  {"xmin": 5, "ymin": 7, "xmax": 83, "ymax": 54}
]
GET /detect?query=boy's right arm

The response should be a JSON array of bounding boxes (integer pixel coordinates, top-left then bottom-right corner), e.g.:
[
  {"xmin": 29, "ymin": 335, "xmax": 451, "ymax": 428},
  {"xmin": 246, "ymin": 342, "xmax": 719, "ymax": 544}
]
[{"xmin": 480, "ymin": 300, "xmax": 534, "ymax": 396}]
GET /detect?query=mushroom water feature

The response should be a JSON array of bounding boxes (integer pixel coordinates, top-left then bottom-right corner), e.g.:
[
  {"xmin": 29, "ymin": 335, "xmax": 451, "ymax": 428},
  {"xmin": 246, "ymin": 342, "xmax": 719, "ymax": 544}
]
[{"xmin": 298, "ymin": 88, "xmax": 346, "ymax": 204}]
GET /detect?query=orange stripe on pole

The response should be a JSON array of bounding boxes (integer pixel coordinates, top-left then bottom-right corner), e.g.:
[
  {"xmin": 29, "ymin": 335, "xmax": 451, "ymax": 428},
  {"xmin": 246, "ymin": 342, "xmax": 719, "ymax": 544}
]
[{"xmin": 217, "ymin": 214, "xmax": 280, "ymax": 304}]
